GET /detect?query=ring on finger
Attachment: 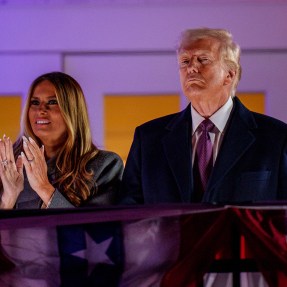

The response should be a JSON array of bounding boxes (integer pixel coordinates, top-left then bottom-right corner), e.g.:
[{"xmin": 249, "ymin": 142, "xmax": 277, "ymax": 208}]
[{"xmin": 1, "ymin": 159, "xmax": 8, "ymax": 166}]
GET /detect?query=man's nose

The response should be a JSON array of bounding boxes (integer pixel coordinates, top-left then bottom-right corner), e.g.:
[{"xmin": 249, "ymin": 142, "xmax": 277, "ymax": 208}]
[{"xmin": 187, "ymin": 58, "xmax": 199, "ymax": 73}]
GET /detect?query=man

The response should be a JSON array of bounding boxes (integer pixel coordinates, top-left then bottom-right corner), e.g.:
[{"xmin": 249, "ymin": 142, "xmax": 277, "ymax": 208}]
[{"xmin": 120, "ymin": 27, "xmax": 287, "ymax": 204}]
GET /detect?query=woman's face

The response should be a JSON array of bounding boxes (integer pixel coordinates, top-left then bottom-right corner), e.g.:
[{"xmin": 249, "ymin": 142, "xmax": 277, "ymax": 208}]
[{"xmin": 28, "ymin": 80, "xmax": 68, "ymax": 147}]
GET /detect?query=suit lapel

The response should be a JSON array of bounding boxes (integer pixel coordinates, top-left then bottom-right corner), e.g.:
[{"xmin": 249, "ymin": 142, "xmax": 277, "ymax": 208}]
[
  {"xmin": 206, "ymin": 97, "xmax": 257, "ymax": 193},
  {"xmin": 162, "ymin": 106, "xmax": 192, "ymax": 202},
  {"xmin": 161, "ymin": 98, "xmax": 257, "ymax": 202}
]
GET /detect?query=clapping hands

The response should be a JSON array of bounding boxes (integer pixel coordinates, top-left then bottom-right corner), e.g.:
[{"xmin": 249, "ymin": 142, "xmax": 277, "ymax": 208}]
[
  {"xmin": 0, "ymin": 135, "xmax": 23, "ymax": 208},
  {"xmin": 0, "ymin": 135, "xmax": 55, "ymax": 209}
]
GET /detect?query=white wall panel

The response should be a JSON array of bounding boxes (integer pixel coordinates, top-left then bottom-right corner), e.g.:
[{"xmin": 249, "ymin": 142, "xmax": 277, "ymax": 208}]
[
  {"xmin": 239, "ymin": 53, "xmax": 287, "ymax": 122},
  {"xmin": 0, "ymin": 54, "xmax": 62, "ymax": 103}
]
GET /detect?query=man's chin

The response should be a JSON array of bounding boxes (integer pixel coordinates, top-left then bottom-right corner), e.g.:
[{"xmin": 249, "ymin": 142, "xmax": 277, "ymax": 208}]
[{"xmin": 185, "ymin": 84, "xmax": 204, "ymax": 94}]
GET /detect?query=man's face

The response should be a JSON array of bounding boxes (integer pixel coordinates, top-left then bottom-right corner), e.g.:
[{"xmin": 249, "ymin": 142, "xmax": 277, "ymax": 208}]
[{"xmin": 178, "ymin": 37, "xmax": 233, "ymax": 107}]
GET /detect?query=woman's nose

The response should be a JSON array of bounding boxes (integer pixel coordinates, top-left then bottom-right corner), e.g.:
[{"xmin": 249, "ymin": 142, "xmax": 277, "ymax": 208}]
[{"xmin": 38, "ymin": 102, "xmax": 48, "ymax": 112}]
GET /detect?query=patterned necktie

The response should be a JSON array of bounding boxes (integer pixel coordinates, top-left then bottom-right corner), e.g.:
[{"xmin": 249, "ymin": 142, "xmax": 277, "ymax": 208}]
[{"xmin": 193, "ymin": 119, "xmax": 215, "ymax": 199}]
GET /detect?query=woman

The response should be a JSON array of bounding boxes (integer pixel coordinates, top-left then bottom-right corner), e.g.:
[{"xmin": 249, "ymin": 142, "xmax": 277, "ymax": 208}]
[{"xmin": 0, "ymin": 72, "xmax": 124, "ymax": 209}]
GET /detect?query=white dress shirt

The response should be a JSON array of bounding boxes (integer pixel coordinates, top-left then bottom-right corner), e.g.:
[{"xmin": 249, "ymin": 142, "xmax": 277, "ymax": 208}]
[{"xmin": 191, "ymin": 96, "xmax": 234, "ymax": 165}]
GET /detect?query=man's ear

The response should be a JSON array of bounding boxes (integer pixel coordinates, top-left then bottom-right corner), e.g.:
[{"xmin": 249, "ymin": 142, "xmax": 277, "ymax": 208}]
[{"xmin": 224, "ymin": 70, "xmax": 236, "ymax": 85}]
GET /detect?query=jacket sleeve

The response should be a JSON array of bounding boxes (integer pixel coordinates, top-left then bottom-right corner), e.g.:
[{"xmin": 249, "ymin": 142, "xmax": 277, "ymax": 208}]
[
  {"xmin": 48, "ymin": 151, "xmax": 124, "ymax": 208},
  {"xmin": 48, "ymin": 189, "xmax": 75, "ymax": 208},
  {"xmin": 88, "ymin": 151, "xmax": 124, "ymax": 206},
  {"xmin": 119, "ymin": 127, "xmax": 145, "ymax": 204}
]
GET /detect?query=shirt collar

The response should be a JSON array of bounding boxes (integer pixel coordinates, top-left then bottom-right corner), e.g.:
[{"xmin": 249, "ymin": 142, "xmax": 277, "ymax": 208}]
[{"xmin": 191, "ymin": 96, "xmax": 233, "ymax": 134}]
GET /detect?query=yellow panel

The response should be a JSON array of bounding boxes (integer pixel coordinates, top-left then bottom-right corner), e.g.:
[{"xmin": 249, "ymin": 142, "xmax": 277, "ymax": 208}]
[
  {"xmin": 0, "ymin": 96, "xmax": 21, "ymax": 142},
  {"xmin": 237, "ymin": 93, "xmax": 265, "ymax": 114},
  {"xmin": 104, "ymin": 94, "xmax": 180, "ymax": 163}
]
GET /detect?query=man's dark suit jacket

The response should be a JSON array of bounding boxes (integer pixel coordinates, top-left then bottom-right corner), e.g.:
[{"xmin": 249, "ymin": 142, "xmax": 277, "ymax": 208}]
[{"xmin": 120, "ymin": 97, "xmax": 287, "ymax": 204}]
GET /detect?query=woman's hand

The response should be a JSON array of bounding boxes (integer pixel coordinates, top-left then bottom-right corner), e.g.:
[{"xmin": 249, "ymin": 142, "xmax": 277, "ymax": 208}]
[
  {"xmin": 0, "ymin": 135, "xmax": 24, "ymax": 209},
  {"xmin": 21, "ymin": 136, "xmax": 55, "ymax": 205}
]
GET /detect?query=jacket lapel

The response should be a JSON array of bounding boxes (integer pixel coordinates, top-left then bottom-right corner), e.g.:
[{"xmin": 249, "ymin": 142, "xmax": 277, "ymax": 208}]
[
  {"xmin": 162, "ymin": 105, "xmax": 192, "ymax": 202},
  {"xmin": 206, "ymin": 97, "xmax": 257, "ymax": 194}
]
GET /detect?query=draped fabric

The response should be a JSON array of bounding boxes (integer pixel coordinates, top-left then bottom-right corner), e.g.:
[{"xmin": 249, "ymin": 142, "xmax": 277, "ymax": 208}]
[
  {"xmin": 161, "ymin": 209, "xmax": 233, "ymax": 287},
  {"xmin": 0, "ymin": 204, "xmax": 287, "ymax": 287},
  {"xmin": 233, "ymin": 207, "xmax": 287, "ymax": 287},
  {"xmin": 161, "ymin": 206, "xmax": 287, "ymax": 287}
]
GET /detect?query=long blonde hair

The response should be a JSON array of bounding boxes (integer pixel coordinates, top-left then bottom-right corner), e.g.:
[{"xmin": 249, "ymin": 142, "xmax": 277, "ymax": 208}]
[{"xmin": 13, "ymin": 72, "xmax": 98, "ymax": 206}]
